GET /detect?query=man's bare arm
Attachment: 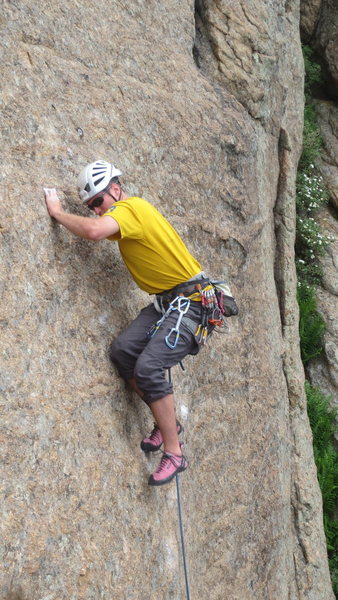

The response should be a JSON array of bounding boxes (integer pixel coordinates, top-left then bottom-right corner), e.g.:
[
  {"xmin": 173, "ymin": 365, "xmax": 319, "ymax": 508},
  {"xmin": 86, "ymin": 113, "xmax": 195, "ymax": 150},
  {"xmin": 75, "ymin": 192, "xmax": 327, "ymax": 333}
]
[{"xmin": 44, "ymin": 188, "xmax": 119, "ymax": 240}]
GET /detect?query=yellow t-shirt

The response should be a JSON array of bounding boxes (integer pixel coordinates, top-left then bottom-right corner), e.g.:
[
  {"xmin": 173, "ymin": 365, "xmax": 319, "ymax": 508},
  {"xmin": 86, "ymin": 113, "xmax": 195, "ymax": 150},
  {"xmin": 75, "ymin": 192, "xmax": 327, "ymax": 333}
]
[{"xmin": 103, "ymin": 197, "xmax": 202, "ymax": 294}]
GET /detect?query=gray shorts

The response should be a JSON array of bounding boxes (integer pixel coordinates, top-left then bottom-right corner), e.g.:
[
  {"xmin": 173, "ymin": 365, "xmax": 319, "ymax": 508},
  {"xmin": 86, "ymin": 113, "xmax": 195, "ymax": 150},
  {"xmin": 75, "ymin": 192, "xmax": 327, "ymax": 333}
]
[{"xmin": 109, "ymin": 303, "xmax": 203, "ymax": 404}]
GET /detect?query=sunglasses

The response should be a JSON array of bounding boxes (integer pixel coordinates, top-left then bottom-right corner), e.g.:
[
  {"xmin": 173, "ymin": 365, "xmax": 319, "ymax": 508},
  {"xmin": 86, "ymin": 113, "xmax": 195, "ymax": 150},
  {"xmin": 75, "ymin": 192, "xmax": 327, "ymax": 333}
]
[{"xmin": 87, "ymin": 195, "xmax": 105, "ymax": 211}]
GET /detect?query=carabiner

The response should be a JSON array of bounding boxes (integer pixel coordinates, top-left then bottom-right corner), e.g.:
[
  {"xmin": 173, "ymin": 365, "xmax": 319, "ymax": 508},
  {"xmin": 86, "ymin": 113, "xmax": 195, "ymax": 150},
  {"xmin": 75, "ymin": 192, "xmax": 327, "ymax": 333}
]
[
  {"xmin": 165, "ymin": 327, "xmax": 180, "ymax": 349},
  {"xmin": 164, "ymin": 297, "xmax": 191, "ymax": 349}
]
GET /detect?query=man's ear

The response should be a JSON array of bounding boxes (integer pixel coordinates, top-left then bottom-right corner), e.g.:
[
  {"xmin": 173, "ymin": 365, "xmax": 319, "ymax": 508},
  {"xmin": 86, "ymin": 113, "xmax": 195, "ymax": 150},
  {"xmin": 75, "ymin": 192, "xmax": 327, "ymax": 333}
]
[{"xmin": 110, "ymin": 183, "xmax": 123, "ymax": 201}]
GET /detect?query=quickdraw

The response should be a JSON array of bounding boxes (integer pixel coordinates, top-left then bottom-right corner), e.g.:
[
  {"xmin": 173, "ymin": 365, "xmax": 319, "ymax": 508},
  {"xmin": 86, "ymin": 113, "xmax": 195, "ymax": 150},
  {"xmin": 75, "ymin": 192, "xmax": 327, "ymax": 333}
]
[
  {"xmin": 165, "ymin": 297, "xmax": 191, "ymax": 349},
  {"xmin": 148, "ymin": 296, "xmax": 191, "ymax": 349}
]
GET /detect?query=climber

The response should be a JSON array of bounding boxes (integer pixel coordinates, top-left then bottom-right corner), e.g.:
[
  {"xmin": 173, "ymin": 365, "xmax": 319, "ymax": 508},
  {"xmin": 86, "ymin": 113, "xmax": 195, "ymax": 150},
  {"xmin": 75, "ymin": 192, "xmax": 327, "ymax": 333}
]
[{"xmin": 44, "ymin": 160, "xmax": 217, "ymax": 486}]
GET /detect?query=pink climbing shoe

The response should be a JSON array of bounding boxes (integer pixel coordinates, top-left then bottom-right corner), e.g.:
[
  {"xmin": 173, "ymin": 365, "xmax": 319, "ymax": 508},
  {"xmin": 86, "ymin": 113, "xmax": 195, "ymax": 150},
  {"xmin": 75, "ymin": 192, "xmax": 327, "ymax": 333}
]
[
  {"xmin": 140, "ymin": 420, "xmax": 183, "ymax": 452},
  {"xmin": 148, "ymin": 447, "xmax": 188, "ymax": 486}
]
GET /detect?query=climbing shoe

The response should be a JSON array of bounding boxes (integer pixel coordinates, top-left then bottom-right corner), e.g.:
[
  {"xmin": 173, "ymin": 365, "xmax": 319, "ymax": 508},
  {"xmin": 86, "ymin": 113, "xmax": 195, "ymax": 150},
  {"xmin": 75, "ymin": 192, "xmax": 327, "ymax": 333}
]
[
  {"xmin": 140, "ymin": 420, "xmax": 183, "ymax": 453},
  {"xmin": 148, "ymin": 446, "xmax": 188, "ymax": 486}
]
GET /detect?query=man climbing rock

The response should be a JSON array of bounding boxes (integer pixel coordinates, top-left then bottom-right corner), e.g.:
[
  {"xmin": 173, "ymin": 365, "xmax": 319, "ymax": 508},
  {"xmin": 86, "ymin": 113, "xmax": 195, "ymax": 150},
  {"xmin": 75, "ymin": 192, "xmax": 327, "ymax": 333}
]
[{"xmin": 44, "ymin": 160, "xmax": 229, "ymax": 486}]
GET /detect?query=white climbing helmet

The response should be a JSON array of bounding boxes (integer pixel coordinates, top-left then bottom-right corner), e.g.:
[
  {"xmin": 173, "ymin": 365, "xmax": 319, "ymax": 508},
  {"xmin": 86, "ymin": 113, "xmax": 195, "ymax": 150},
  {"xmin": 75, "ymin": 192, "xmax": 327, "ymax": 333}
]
[{"xmin": 77, "ymin": 160, "xmax": 122, "ymax": 203}]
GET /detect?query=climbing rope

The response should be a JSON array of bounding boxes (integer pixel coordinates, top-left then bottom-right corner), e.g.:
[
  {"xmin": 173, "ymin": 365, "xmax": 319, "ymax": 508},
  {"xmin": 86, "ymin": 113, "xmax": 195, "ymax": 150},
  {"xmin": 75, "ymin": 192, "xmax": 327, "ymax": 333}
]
[
  {"xmin": 175, "ymin": 473, "xmax": 191, "ymax": 600},
  {"xmin": 165, "ymin": 341, "xmax": 190, "ymax": 598}
]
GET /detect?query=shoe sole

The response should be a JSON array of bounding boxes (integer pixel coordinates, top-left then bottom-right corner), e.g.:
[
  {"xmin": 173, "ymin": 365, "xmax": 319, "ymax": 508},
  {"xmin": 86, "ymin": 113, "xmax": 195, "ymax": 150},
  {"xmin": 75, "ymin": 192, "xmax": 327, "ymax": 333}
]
[
  {"xmin": 148, "ymin": 460, "xmax": 188, "ymax": 486},
  {"xmin": 140, "ymin": 421, "xmax": 183, "ymax": 453}
]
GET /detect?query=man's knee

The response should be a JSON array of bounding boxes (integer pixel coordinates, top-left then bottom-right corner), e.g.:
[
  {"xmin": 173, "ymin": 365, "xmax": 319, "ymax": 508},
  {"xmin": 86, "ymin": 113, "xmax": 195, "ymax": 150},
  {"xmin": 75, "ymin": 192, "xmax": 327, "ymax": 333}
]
[
  {"xmin": 109, "ymin": 337, "xmax": 124, "ymax": 367},
  {"xmin": 133, "ymin": 354, "xmax": 152, "ymax": 388},
  {"xmin": 134, "ymin": 354, "xmax": 172, "ymax": 401}
]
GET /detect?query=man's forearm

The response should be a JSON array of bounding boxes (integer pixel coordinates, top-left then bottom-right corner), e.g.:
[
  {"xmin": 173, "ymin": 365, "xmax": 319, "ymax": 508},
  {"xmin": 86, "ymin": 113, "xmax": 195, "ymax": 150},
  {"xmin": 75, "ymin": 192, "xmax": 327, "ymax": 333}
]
[
  {"xmin": 52, "ymin": 211, "xmax": 96, "ymax": 239},
  {"xmin": 44, "ymin": 188, "xmax": 119, "ymax": 240}
]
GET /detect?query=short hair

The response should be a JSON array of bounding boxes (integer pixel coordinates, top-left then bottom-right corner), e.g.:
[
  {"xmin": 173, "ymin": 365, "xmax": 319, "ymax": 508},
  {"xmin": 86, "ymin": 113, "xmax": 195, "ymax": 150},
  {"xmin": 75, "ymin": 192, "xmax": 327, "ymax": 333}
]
[{"xmin": 110, "ymin": 176, "xmax": 121, "ymax": 186}]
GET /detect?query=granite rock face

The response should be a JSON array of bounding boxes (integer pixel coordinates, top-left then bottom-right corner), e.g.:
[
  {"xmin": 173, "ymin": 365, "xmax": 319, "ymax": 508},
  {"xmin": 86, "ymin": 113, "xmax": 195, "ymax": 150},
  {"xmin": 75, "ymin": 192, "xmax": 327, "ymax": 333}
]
[
  {"xmin": 316, "ymin": 101, "xmax": 338, "ymax": 211},
  {"xmin": 301, "ymin": 0, "xmax": 338, "ymax": 97},
  {"xmin": 315, "ymin": 0, "xmax": 338, "ymax": 97},
  {"xmin": 300, "ymin": 0, "xmax": 322, "ymax": 41},
  {"xmin": 0, "ymin": 1, "xmax": 334, "ymax": 599}
]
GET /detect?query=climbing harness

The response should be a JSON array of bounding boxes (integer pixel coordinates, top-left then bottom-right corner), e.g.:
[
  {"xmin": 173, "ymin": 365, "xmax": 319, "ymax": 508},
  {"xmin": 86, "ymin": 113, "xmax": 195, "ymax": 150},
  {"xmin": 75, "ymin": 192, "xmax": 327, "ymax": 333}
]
[
  {"xmin": 148, "ymin": 277, "xmax": 238, "ymax": 351},
  {"xmin": 176, "ymin": 473, "xmax": 190, "ymax": 600}
]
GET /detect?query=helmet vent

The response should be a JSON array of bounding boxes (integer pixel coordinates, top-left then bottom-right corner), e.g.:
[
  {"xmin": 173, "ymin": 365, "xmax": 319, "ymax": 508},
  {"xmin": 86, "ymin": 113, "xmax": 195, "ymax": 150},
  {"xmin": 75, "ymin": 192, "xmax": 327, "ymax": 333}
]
[{"xmin": 78, "ymin": 160, "xmax": 122, "ymax": 203}]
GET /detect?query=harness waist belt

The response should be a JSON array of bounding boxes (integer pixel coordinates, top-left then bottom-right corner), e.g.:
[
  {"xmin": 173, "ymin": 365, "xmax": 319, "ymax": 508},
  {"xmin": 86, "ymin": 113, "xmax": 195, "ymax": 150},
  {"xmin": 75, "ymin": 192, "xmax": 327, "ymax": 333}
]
[{"xmin": 158, "ymin": 276, "xmax": 210, "ymax": 304}]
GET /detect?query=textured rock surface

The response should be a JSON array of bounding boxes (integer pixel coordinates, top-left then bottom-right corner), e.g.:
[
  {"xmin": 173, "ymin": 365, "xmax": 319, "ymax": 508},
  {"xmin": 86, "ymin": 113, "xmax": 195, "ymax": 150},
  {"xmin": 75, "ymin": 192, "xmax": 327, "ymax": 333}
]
[
  {"xmin": 0, "ymin": 1, "xmax": 334, "ymax": 599},
  {"xmin": 300, "ymin": 0, "xmax": 322, "ymax": 41},
  {"xmin": 311, "ymin": 0, "xmax": 338, "ymax": 97},
  {"xmin": 316, "ymin": 100, "xmax": 338, "ymax": 211}
]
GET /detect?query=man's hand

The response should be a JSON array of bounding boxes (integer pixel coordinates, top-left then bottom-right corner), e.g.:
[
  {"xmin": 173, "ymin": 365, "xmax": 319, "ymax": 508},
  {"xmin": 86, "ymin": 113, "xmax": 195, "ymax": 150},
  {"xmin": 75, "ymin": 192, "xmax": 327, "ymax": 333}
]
[
  {"xmin": 44, "ymin": 188, "xmax": 63, "ymax": 218},
  {"xmin": 42, "ymin": 187, "xmax": 120, "ymax": 240}
]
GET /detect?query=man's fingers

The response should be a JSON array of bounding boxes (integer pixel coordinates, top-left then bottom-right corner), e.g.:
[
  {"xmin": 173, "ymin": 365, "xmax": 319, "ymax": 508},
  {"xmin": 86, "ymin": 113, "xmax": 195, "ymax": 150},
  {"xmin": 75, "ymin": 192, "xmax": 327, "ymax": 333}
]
[
  {"xmin": 44, "ymin": 187, "xmax": 57, "ymax": 199},
  {"xmin": 43, "ymin": 187, "xmax": 63, "ymax": 218}
]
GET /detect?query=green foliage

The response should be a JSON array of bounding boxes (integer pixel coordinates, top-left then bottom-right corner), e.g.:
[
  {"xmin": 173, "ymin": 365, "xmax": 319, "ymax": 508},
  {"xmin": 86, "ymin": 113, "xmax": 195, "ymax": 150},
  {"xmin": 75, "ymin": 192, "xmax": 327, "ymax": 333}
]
[
  {"xmin": 296, "ymin": 170, "xmax": 330, "ymax": 213},
  {"xmin": 296, "ymin": 258, "xmax": 323, "ymax": 287},
  {"xmin": 299, "ymin": 46, "xmax": 324, "ymax": 171},
  {"xmin": 296, "ymin": 50, "xmax": 330, "ymax": 288},
  {"xmin": 296, "ymin": 213, "xmax": 329, "ymax": 258},
  {"xmin": 295, "ymin": 191, "xmax": 332, "ymax": 285},
  {"xmin": 297, "ymin": 47, "xmax": 338, "ymax": 596},
  {"xmin": 303, "ymin": 45, "xmax": 322, "ymax": 100},
  {"xmin": 306, "ymin": 382, "xmax": 338, "ymax": 595},
  {"xmin": 299, "ymin": 104, "xmax": 324, "ymax": 171},
  {"xmin": 330, "ymin": 553, "xmax": 338, "ymax": 598},
  {"xmin": 297, "ymin": 283, "xmax": 325, "ymax": 363}
]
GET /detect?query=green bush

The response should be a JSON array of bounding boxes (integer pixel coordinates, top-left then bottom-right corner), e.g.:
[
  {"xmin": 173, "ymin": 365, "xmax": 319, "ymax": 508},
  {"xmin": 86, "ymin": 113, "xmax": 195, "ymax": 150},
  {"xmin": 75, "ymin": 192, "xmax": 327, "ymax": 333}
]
[
  {"xmin": 295, "ymin": 210, "xmax": 331, "ymax": 286},
  {"xmin": 306, "ymin": 382, "xmax": 338, "ymax": 596},
  {"xmin": 299, "ymin": 105, "xmax": 324, "ymax": 171},
  {"xmin": 297, "ymin": 46, "xmax": 337, "ymax": 597},
  {"xmin": 299, "ymin": 46, "xmax": 324, "ymax": 171},
  {"xmin": 295, "ymin": 65, "xmax": 330, "ymax": 287},
  {"xmin": 296, "ymin": 214, "xmax": 329, "ymax": 258},
  {"xmin": 330, "ymin": 554, "xmax": 338, "ymax": 598},
  {"xmin": 297, "ymin": 283, "xmax": 325, "ymax": 363},
  {"xmin": 296, "ymin": 170, "xmax": 330, "ymax": 214},
  {"xmin": 296, "ymin": 258, "xmax": 323, "ymax": 286},
  {"xmin": 303, "ymin": 46, "xmax": 322, "ymax": 100}
]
